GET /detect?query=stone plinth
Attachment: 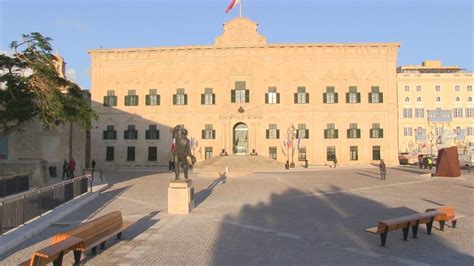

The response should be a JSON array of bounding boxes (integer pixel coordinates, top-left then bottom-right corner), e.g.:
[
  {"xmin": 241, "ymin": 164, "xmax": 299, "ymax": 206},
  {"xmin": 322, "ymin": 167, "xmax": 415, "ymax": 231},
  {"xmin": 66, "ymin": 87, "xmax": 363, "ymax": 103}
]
[
  {"xmin": 435, "ymin": 146, "xmax": 461, "ymax": 177},
  {"xmin": 168, "ymin": 179, "xmax": 194, "ymax": 214}
]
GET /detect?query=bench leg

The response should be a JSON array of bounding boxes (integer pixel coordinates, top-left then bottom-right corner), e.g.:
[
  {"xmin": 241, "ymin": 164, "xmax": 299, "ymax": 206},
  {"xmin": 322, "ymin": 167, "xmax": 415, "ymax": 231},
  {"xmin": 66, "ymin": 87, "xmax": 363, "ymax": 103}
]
[
  {"xmin": 73, "ymin": 251, "xmax": 81, "ymax": 265},
  {"xmin": 451, "ymin": 219, "xmax": 457, "ymax": 228},
  {"xmin": 426, "ymin": 220, "xmax": 434, "ymax": 235},
  {"xmin": 380, "ymin": 232, "xmax": 388, "ymax": 247},
  {"xmin": 117, "ymin": 232, "xmax": 122, "ymax": 239},
  {"xmin": 411, "ymin": 222, "xmax": 420, "ymax": 238},
  {"xmin": 439, "ymin": 220, "xmax": 445, "ymax": 231},
  {"xmin": 100, "ymin": 241, "xmax": 106, "ymax": 250},
  {"xmin": 402, "ymin": 226, "xmax": 409, "ymax": 241},
  {"xmin": 52, "ymin": 251, "xmax": 64, "ymax": 266},
  {"xmin": 92, "ymin": 246, "xmax": 97, "ymax": 255}
]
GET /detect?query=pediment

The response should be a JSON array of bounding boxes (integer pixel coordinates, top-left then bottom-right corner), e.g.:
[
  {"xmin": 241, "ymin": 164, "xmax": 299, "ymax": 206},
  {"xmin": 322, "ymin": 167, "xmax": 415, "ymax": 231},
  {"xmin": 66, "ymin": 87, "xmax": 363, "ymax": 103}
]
[{"xmin": 215, "ymin": 17, "xmax": 267, "ymax": 46}]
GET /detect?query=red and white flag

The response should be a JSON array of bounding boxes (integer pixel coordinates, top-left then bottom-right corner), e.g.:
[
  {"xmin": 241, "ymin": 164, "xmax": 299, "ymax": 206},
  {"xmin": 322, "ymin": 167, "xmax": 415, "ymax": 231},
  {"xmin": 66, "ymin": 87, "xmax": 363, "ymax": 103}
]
[
  {"xmin": 171, "ymin": 138, "xmax": 176, "ymax": 152},
  {"xmin": 225, "ymin": 0, "xmax": 241, "ymax": 13}
]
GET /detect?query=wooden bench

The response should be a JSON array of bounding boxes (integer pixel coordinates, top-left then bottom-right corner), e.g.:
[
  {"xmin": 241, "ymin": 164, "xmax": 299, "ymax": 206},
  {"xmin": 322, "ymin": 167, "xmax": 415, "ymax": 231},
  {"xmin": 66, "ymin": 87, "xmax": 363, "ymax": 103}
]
[
  {"xmin": 52, "ymin": 211, "xmax": 134, "ymax": 264},
  {"xmin": 425, "ymin": 206, "xmax": 467, "ymax": 231},
  {"xmin": 365, "ymin": 210, "xmax": 442, "ymax": 247},
  {"xmin": 18, "ymin": 236, "xmax": 83, "ymax": 266}
]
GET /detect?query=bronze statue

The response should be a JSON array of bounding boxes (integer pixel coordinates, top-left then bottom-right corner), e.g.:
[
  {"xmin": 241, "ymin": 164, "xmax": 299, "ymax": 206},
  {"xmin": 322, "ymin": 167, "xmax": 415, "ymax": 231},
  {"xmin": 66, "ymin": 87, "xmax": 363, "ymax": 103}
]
[{"xmin": 172, "ymin": 125, "xmax": 196, "ymax": 180}]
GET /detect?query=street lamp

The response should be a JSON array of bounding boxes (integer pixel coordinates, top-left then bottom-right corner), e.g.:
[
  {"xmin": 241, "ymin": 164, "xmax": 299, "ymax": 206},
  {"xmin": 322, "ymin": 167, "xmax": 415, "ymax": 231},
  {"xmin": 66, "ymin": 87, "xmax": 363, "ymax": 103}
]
[
  {"xmin": 428, "ymin": 132, "xmax": 434, "ymax": 159},
  {"xmin": 287, "ymin": 124, "xmax": 296, "ymax": 168}
]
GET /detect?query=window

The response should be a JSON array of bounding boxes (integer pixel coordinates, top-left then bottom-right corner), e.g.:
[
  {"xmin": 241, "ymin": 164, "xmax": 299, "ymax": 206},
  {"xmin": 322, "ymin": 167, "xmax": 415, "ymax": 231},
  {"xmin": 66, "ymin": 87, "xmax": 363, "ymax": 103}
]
[
  {"xmin": 416, "ymin": 85, "xmax": 422, "ymax": 91},
  {"xmin": 124, "ymin": 125, "xmax": 138, "ymax": 140},
  {"xmin": 405, "ymin": 97, "xmax": 410, "ymax": 102},
  {"xmin": 468, "ymin": 85, "xmax": 472, "ymax": 91},
  {"xmin": 372, "ymin": 146, "xmax": 381, "ymax": 160},
  {"xmin": 436, "ymin": 97, "xmax": 441, "ymax": 102},
  {"xmin": 294, "ymin": 86, "xmax": 309, "ymax": 104},
  {"xmin": 347, "ymin": 123, "xmax": 361, "ymax": 139},
  {"xmin": 148, "ymin": 147, "xmax": 157, "ymax": 161},
  {"xmin": 435, "ymin": 127, "xmax": 443, "ymax": 136},
  {"xmin": 106, "ymin": 146, "xmax": 114, "ymax": 161},
  {"xmin": 265, "ymin": 87, "xmax": 280, "ymax": 104},
  {"xmin": 368, "ymin": 86, "xmax": 383, "ymax": 103},
  {"xmin": 231, "ymin": 81, "xmax": 249, "ymax": 103},
  {"xmin": 298, "ymin": 147, "xmax": 306, "ymax": 161},
  {"xmin": 173, "ymin": 88, "xmax": 188, "ymax": 105},
  {"xmin": 266, "ymin": 124, "xmax": 280, "ymax": 139},
  {"xmin": 435, "ymin": 85, "xmax": 441, "ymax": 92},
  {"xmin": 296, "ymin": 124, "xmax": 309, "ymax": 139},
  {"xmin": 323, "ymin": 86, "xmax": 338, "ymax": 104},
  {"xmin": 415, "ymin": 108, "xmax": 424, "ymax": 118},
  {"xmin": 327, "ymin": 146, "xmax": 336, "ymax": 161},
  {"xmin": 415, "ymin": 127, "xmax": 426, "ymax": 140},
  {"xmin": 146, "ymin": 125, "xmax": 160, "ymax": 140},
  {"xmin": 456, "ymin": 127, "xmax": 465, "ymax": 140},
  {"xmin": 124, "ymin": 90, "xmax": 139, "ymax": 106},
  {"xmin": 416, "ymin": 97, "xmax": 422, "ymax": 102},
  {"xmin": 324, "ymin": 124, "xmax": 338, "ymax": 139},
  {"xmin": 103, "ymin": 125, "xmax": 117, "ymax": 140},
  {"xmin": 466, "ymin": 108, "xmax": 474, "ymax": 118},
  {"xmin": 201, "ymin": 88, "xmax": 216, "ymax": 105},
  {"xmin": 468, "ymin": 97, "xmax": 472, "ymax": 102},
  {"xmin": 269, "ymin": 146, "xmax": 277, "ymax": 160},
  {"xmin": 346, "ymin": 86, "xmax": 360, "ymax": 103},
  {"xmin": 103, "ymin": 90, "xmax": 117, "ymax": 106},
  {"xmin": 404, "ymin": 85, "xmax": 410, "ymax": 92},
  {"xmin": 370, "ymin": 123, "xmax": 383, "ymax": 138},
  {"xmin": 127, "ymin": 146, "xmax": 135, "ymax": 161},
  {"xmin": 455, "ymin": 85, "xmax": 460, "ymax": 92},
  {"xmin": 455, "ymin": 97, "xmax": 460, "ymax": 102},
  {"xmin": 205, "ymin": 147, "xmax": 213, "ymax": 159},
  {"xmin": 453, "ymin": 108, "xmax": 463, "ymax": 118},
  {"xmin": 146, "ymin": 89, "xmax": 160, "ymax": 106},
  {"xmin": 467, "ymin": 127, "xmax": 474, "ymax": 136},
  {"xmin": 350, "ymin": 146, "xmax": 358, "ymax": 161},
  {"xmin": 404, "ymin": 127, "xmax": 412, "ymax": 137},
  {"xmin": 403, "ymin": 108, "xmax": 412, "ymax": 118},
  {"xmin": 202, "ymin": 124, "xmax": 216, "ymax": 139}
]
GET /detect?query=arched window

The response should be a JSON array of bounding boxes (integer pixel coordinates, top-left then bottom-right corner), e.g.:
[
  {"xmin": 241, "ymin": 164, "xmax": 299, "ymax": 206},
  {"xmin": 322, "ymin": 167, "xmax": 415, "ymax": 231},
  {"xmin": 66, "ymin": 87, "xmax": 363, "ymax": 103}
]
[
  {"xmin": 405, "ymin": 97, "xmax": 410, "ymax": 102},
  {"xmin": 468, "ymin": 97, "xmax": 472, "ymax": 102},
  {"xmin": 455, "ymin": 97, "xmax": 460, "ymax": 102},
  {"xmin": 436, "ymin": 97, "xmax": 441, "ymax": 102},
  {"xmin": 417, "ymin": 97, "xmax": 422, "ymax": 102}
]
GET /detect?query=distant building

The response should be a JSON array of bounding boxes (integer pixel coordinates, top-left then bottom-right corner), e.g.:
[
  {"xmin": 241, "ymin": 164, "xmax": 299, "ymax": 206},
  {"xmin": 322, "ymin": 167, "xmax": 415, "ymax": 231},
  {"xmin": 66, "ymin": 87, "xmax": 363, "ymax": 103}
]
[
  {"xmin": 89, "ymin": 17, "xmax": 400, "ymax": 168},
  {"xmin": 397, "ymin": 60, "xmax": 473, "ymax": 155}
]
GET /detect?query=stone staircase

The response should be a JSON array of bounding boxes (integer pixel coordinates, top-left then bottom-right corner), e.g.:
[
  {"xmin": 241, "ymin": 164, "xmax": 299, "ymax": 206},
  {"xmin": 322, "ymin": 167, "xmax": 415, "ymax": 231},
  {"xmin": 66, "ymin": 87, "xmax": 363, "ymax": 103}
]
[{"xmin": 194, "ymin": 155, "xmax": 285, "ymax": 172}]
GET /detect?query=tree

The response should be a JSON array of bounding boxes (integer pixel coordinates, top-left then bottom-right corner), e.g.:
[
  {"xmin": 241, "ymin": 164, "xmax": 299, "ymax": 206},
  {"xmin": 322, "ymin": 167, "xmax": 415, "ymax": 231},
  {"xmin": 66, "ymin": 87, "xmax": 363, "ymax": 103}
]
[{"xmin": 0, "ymin": 32, "xmax": 97, "ymax": 138}]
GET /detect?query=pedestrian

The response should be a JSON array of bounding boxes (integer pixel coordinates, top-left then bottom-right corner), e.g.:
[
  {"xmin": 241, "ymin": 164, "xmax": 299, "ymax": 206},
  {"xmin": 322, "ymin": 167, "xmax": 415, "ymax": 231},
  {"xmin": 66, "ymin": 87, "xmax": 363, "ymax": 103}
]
[
  {"xmin": 427, "ymin": 157, "xmax": 433, "ymax": 170},
  {"xmin": 418, "ymin": 155, "xmax": 423, "ymax": 169},
  {"xmin": 62, "ymin": 159, "xmax": 69, "ymax": 180},
  {"xmin": 379, "ymin": 159, "xmax": 386, "ymax": 180},
  {"xmin": 91, "ymin": 159, "xmax": 96, "ymax": 171},
  {"xmin": 333, "ymin": 155, "xmax": 338, "ymax": 168},
  {"xmin": 68, "ymin": 157, "xmax": 76, "ymax": 179},
  {"xmin": 423, "ymin": 156, "xmax": 428, "ymax": 169}
]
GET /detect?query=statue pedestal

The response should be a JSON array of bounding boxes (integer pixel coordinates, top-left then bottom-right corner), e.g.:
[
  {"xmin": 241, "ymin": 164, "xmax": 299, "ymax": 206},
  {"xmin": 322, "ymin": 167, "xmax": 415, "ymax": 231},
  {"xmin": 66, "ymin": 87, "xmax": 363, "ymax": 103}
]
[
  {"xmin": 168, "ymin": 179, "xmax": 194, "ymax": 214},
  {"xmin": 435, "ymin": 146, "xmax": 461, "ymax": 177}
]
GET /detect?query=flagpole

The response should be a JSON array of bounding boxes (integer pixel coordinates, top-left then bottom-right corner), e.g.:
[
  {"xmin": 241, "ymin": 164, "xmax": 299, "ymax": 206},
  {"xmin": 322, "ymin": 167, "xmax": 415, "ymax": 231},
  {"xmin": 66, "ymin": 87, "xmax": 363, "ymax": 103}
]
[{"xmin": 240, "ymin": 0, "xmax": 242, "ymax": 17}]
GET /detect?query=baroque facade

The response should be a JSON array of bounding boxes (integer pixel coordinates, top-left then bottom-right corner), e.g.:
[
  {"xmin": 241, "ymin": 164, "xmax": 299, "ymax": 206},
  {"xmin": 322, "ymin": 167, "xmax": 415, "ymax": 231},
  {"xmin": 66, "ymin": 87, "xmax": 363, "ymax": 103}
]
[
  {"xmin": 89, "ymin": 17, "xmax": 400, "ymax": 169},
  {"xmin": 397, "ymin": 60, "xmax": 474, "ymax": 155}
]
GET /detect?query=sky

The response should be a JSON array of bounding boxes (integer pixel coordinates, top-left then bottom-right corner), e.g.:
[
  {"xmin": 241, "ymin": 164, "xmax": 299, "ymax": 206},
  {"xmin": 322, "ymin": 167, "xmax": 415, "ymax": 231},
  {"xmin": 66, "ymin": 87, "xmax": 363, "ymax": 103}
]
[{"xmin": 1, "ymin": 0, "xmax": 473, "ymax": 90}]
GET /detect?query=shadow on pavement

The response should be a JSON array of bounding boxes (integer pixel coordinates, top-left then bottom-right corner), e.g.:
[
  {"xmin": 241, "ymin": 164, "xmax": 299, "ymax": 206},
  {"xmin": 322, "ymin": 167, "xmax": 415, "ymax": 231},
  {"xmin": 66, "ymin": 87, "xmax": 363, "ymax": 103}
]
[
  {"xmin": 392, "ymin": 167, "xmax": 432, "ymax": 175},
  {"xmin": 195, "ymin": 173, "xmax": 227, "ymax": 207},
  {"xmin": 355, "ymin": 170, "xmax": 382, "ymax": 180},
  {"xmin": 211, "ymin": 185, "xmax": 472, "ymax": 265}
]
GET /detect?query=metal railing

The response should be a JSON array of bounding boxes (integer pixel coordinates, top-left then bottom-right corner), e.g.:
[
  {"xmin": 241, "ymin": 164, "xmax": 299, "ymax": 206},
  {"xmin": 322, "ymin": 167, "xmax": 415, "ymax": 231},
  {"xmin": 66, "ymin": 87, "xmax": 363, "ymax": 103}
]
[
  {"xmin": 0, "ymin": 175, "xmax": 90, "ymax": 236},
  {"xmin": 0, "ymin": 173, "xmax": 29, "ymax": 198}
]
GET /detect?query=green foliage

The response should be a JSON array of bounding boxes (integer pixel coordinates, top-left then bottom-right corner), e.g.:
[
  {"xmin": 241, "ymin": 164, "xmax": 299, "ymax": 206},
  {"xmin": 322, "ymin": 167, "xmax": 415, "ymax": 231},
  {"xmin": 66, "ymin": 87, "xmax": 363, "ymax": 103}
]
[{"xmin": 0, "ymin": 32, "xmax": 97, "ymax": 137}]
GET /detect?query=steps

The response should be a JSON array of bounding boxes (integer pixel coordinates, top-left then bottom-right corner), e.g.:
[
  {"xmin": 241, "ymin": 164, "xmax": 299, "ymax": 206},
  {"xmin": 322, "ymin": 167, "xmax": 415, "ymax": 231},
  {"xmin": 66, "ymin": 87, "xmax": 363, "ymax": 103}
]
[{"xmin": 194, "ymin": 155, "xmax": 285, "ymax": 172}]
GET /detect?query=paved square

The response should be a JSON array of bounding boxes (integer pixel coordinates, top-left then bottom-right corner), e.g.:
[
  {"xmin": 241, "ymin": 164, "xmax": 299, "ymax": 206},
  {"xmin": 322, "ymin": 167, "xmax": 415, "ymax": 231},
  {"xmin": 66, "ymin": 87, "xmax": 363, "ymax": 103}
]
[{"xmin": 2, "ymin": 166, "xmax": 473, "ymax": 265}]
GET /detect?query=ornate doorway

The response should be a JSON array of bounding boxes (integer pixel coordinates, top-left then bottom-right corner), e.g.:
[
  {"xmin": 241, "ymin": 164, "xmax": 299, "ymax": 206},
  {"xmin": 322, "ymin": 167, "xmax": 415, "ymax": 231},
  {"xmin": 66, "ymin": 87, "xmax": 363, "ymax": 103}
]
[{"xmin": 233, "ymin": 123, "xmax": 248, "ymax": 155}]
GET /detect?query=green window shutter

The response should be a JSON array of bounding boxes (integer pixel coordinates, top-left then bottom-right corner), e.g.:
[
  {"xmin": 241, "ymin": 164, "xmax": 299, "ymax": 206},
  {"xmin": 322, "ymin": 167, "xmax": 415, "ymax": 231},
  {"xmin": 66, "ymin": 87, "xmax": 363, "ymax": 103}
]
[
  {"xmin": 201, "ymin": 94, "xmax": 205, "ymax": 105},
  {"xmin": 184, "ymin": 94, "xmax": 188, "ymax": 105},
  {"xmin": 173, "ymin": 95, "xmax": 177, "ymax": 105},
  {"xmin": 103, "ymin": 131, "xmax": 107, "ymax": 139},
  {"xmin": 135, "ymin": 96, "xmax": 139, "ymax": 106},
  {"xmin": 265, "ymin": 93, "xmax": 268, "ymax": 104},
  {"xmin": 334, "ymin": 93, "xmax": 338, "ymax": 103},
  {"xmin": 103, "ymin": 96, "xmax": 108, "ymax": 106},
  {"xmin": 276, "ymin": 129, "xmax": 280, "ymax": 139},
  {"xmin": 305, "ymin": 129, "xmax": 309, "ymax": 139},
  {"xmin": 245, "ymin": 89, "xmax": 250, "ymax": 103},
  {"xmin": 346, "ymin": 93, "xmax": 349, "ymax": 103},
  {"xmin": 347, "ymin": 129, "xmax": 350, "ymax": 138},
  {"xmin": 357, "ymin": 93, "xmax": 361, "ymax": 103},
  {"xmin": 379, "ymin": 93, "xmax": 383, "ymax": 103},
  {"xmin": 111, "ymin": 96, "xmax": 117, "ymax": 106},
  {"xmin": 335, "ymin": 130, "xmax": 338, "ymax": 138},
  {"xmin": 157, "ymin": 130, "xmax": 160, "ymax": 139},
  {"xmin": 276, "ymin": 93, "xmax": 280, "ymax": 104},
  {"xmin": 231, "ymin": 90, "xmax": 236, "ymax": 103},
  {"xmin": 212, "ymin": 94, "xmax": 216, "ymax": 104},
  {"xmin": 212, "ymin": 130, "xmax": 216, "ymax": 139},
  {"xmin": 306, "ymin": 93, "xmax": 309, "ymax": 103},
  {"xmin": 124, "ymin": 96, "xmax": 130, "ymax": 106},
  {"xmin": 157, "ymin": 95, "xmax": 161, "ymax": 105},
  {"xmin": 380, "ymin": 129, "xmax": 384, "ymax": 138},
  {"xmin": 357, "ymin": 129, "xmax": 361, "ymax": 138},
  {"xmin": 370, "ymin": 129, "xmax": 373, "ymax": 138},
  {"xmin": 323, "ymin": 93, "xmax": 327, "ymax": 103},
  {"xmin": 202, "ymin": 130, "xmax": 205, "ymax": 139},
  {"xmin": 146, "ymin": 95, "xmax": 151, "ymax": 106},
  {"xmin": 146, "ymin": 130, "xmax": 150, "ymax": 139},
  {"xmin": 368, "ymin": 93, "xmax": 372, "ymax": 103},
  {"xmin": 266, "ymin": 129, "xmax": 269, "ymax": 139},
  {"xmin": 294, "ymin": 93, "xmax": 298, "ymax": 103},
  {"xmin": 296, "ymin": 130, "xmax": 299, "ymax": 139},
  {"xmin": 324, "ymin": 129, "xmax": 328, "ymax": 139}
]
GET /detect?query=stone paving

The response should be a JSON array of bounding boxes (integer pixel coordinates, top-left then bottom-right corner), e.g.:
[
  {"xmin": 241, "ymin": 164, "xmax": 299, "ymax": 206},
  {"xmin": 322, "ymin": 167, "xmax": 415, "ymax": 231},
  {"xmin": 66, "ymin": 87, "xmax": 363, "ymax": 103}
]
[{"xmin": 1, "ymin": 164, "xmax": 473, "ymax": 265}]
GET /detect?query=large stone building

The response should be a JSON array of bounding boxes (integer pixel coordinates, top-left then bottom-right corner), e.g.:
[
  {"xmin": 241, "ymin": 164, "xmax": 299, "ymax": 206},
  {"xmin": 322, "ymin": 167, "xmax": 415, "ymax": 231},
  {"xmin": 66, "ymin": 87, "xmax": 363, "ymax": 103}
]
[
  {"xmin": 89, "ymin": 17, "xmax": 400, "ymax": 169},
  {"xmin": 397, "ymin": 60, "xmax": 473, "ymax": 155}
]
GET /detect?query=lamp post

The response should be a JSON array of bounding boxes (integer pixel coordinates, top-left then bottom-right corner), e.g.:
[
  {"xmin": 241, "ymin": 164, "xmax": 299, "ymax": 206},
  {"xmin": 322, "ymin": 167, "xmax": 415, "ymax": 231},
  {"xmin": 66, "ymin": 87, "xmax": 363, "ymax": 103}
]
[
  {"xmin": 428, "ymin": 132, "xmax": 434, "ymax": 159},
  {"xmin": 287, "ymin": 124, "xmax": 296, "ymax": 168}
]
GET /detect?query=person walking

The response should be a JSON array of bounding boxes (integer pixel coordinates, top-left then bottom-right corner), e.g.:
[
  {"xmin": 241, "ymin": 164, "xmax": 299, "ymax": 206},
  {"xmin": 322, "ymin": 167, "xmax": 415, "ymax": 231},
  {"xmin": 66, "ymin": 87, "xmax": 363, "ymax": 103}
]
[
  {"xmin": 379, "ymin": 159, "xmax": 386, "ymax": 180},
  {"xmin": 62, "ymin": 160, "xmax": 69, "ymax": 180},
  {"xmin": 68, "ymin": 157, "xmax": 76, "ymax": 179},
  {"xmin": 333, "ymin": 155, "xmax": 338, "ymax": 168}
]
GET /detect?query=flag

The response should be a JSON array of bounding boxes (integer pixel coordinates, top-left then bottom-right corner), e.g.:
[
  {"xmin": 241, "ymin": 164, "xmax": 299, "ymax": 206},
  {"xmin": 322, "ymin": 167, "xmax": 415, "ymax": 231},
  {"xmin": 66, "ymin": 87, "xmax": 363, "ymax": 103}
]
[
  {"xmin": 171, "ymin": 138, "xmax": 176, "ymax": 152},
  {"xmin": 225, "ymin": 0, "xmax": 240, "ymax": 13}
]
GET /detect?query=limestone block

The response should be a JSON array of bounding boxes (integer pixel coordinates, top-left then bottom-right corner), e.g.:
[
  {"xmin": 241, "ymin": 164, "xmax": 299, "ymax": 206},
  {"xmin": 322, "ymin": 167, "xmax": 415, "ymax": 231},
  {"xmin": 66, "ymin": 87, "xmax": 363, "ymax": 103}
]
[{"xmin": 168, "ymin": 179, "xmax": 194, "ymax": 214}]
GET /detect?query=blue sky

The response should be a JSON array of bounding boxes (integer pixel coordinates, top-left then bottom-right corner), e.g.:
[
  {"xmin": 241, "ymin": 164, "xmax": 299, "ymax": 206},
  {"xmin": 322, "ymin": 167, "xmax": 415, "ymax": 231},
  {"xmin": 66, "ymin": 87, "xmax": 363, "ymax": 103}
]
[{"xmin": 1, "ymin": 0, "xmax": 472, "ymax": 89}]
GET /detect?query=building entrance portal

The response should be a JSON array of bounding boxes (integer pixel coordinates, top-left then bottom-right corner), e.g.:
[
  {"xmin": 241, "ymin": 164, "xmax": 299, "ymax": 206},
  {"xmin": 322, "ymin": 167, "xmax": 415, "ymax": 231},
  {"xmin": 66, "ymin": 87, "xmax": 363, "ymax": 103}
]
[{"xmin": 233, "ymin": 123, "xmax": 248, "ymax": 155}]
